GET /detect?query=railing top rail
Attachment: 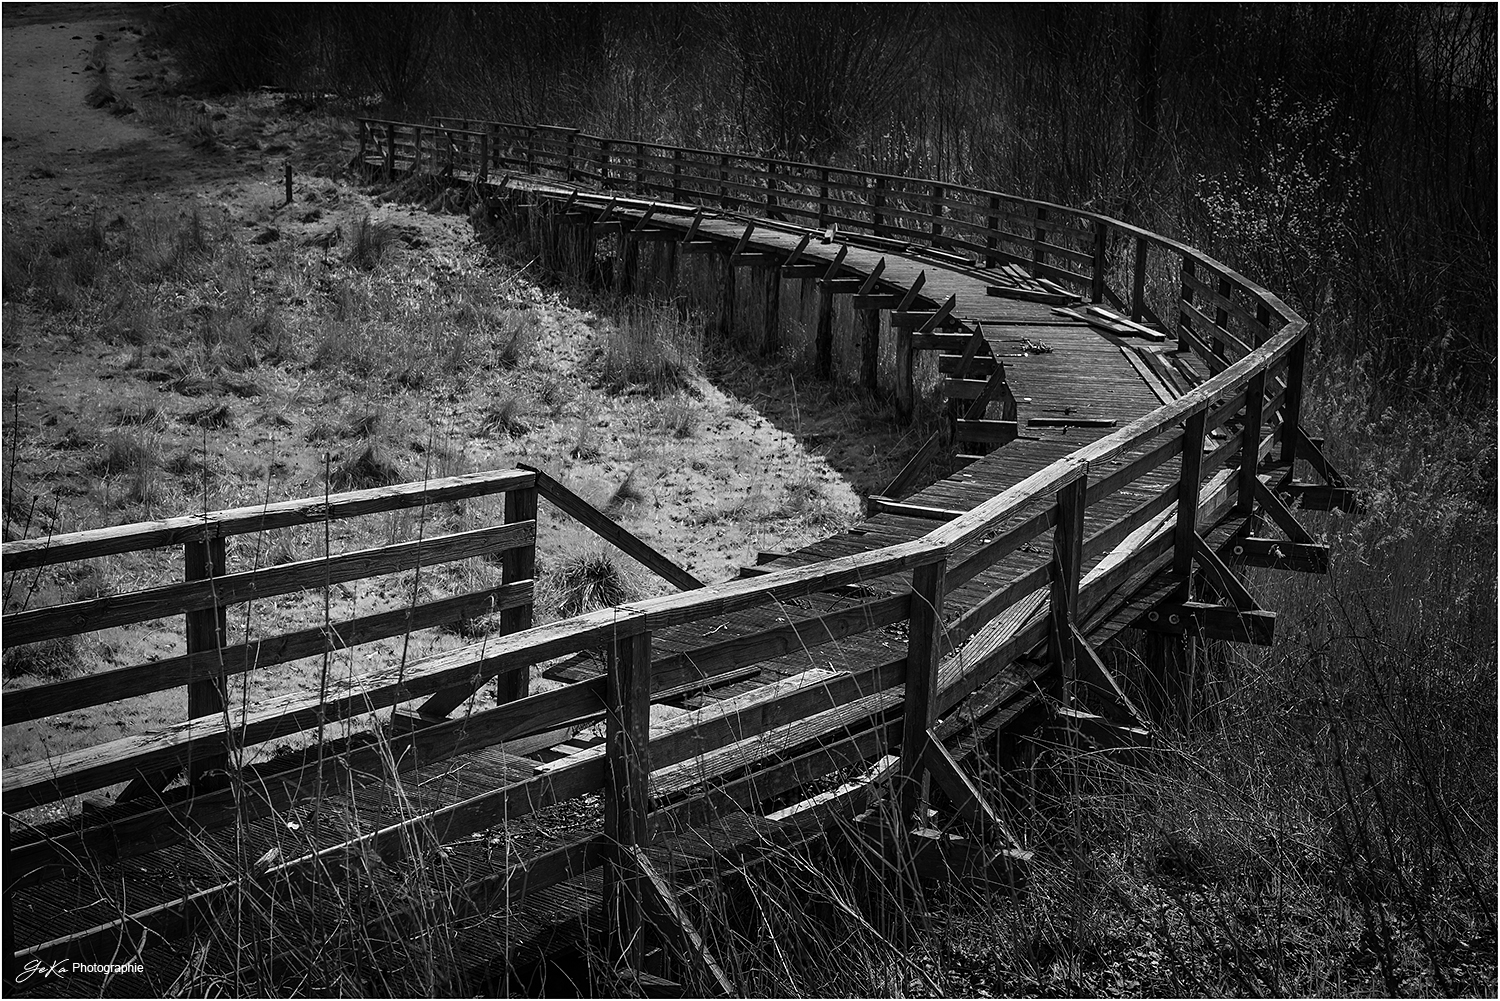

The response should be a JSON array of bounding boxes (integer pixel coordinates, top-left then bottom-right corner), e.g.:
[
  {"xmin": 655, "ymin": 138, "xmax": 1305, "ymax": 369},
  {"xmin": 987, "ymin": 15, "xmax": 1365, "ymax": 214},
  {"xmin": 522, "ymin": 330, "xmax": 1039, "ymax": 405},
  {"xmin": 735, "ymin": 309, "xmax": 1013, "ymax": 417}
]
[{"xmin": 0, "ymin": 468, "xmax": 536, "ymax": 572}]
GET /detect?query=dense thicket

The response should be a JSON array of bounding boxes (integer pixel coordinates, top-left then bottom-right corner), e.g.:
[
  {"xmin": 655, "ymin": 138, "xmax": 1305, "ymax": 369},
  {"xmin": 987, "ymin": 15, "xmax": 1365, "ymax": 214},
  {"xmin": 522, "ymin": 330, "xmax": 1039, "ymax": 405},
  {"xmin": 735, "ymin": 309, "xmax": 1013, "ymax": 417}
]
[{"xmin": 157, "ymin": 3, "xmax": 1496, "ymax": 405}]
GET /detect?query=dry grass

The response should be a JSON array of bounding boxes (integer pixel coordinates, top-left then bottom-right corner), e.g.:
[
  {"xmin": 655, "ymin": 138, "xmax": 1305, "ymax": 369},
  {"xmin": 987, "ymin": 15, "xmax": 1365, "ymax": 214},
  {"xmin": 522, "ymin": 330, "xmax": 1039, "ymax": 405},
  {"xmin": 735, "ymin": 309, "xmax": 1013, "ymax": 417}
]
[{"xmin": 601, "ymin": 300, "xmax": 700, "ymax": 395}]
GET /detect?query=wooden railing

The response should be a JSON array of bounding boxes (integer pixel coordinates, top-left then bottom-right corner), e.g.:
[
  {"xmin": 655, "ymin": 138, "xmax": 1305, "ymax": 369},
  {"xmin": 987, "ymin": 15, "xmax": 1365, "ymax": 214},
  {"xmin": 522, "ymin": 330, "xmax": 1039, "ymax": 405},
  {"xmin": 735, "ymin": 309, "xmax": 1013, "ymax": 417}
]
[{"xmin": 4, "ymin": 124, "xmax": 1316, "ymax": 970}]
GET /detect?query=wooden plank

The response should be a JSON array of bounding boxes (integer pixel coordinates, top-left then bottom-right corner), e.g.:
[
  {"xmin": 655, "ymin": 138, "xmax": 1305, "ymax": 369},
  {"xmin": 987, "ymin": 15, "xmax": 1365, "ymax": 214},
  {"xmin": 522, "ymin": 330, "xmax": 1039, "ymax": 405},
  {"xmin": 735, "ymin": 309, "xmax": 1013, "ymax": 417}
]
[
  {"xmin": 1026, "ymin": 417, "xmax": 1117, "ymax": 429},
  {"xmin": 880, "ymin": 428, "xmax": 947, "ymax": 500},
  {"xmin": 4, "ymin": 520, "xmax": 536, "ymax": 648},
  {"xmin": 1140, "ymin": 601, "xmax": 1276, "ymax": 645},
  {"xmin": 1, "ymin": 469, "xmax": 535, "ymax": 572},
  {"xmin": 525, "ymin": 466, "xmax": 703, "ymax": 592},
  {"xmin": 867, "ymin": 496, "xmax": 965, "ymax": 522}
]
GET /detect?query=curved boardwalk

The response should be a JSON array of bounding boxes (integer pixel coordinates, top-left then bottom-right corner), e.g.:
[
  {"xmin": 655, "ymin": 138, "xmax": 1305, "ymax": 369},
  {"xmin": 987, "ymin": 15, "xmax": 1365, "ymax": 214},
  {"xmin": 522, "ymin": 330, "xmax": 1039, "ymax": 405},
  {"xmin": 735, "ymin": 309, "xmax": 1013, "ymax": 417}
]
[{"xmin": 0, "ymin": 120, "xmax": 1347, "ymax": 995}]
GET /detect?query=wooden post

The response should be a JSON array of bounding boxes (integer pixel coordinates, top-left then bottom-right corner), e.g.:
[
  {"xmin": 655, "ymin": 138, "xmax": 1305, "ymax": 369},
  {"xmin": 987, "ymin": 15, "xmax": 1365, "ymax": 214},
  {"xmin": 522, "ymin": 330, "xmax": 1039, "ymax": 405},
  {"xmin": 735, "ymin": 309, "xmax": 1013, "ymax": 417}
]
[
  {"xmin": 872, "ymin": 176, "xmax": 887, "ymax": 237},
  {"xmin": 1175, "ymin": 410, "xmax": 1207, "ymax": 582},
  {"xmin": 478, "ymin": 133, "xmax": 489, "ymax": 184},
  {"xmin": 1178, "ymin": 258, "xmax": 1196, "ymax": 354},
  {"xmin": 672, "ymin": 147, "xmax": 683, "ymax": 202},
  {"xmin": 1238, "ymin": 370, "xmax": 1266, "ymax": 514},
  {"xmin": 358, "ymin": 121, "xmax": 367, "ymax": 167},
  {"xmin": 718, "ymin": 153, "xmax": 729, "ymax": 209},
  {"xmin": 1281, "ymin": 334, "xmax": 1307, "ymax": 468},
  {"xmin": 600, "ymin": 138, "xmax": 610, "ymax": 186},
  {"xmin": 1091, "ymin": 221, "xmax": 1108, "ymax": 303},
  {"xmin": 899, "ymin": 559, "xmax": 946, "ymax": 824},
  {"xmin": 635, "ymin": 141, "xmax": 645, "ymax": 194},
  {"xmin": 496, "ymin": 483, "xmax": 537, "ymax": 704},
  {"xmin": 1213, "ymin": 275, "xmax": 1232, "ymax": 359},
  {"xmin": 1131, "ymin": 235, "xmax": 1149, "ymax": 321},
  {"xmin": 384, "ymin": 123, "xmax": 396, "ymax": 179},
  {"xmin": 1032, "ymin": 207, "xmax": 1048, "ymax": 271},
  {"xmin": 605, "ymin": 628, "xmax": 651, "ymax": 975},
  {"xmin": 565, "ymin": 130, "xmax": 577, "ymax": 181},
  {"xmin": 818, "ymin": 168, "xmax": 830, "ymax": 228},
  {"xmin": 284, "ymin": 161, "xmax": 293, "ymax": 206},
  {"xmin": 986, "ymin": 195, "xmax": 1001, "ymax": 268},
  {"xmin": 413, "ymin": 125, "xmax": 423, "ymax": 175},
  {"xmin": 931, "ymin": 183, "xmax": 944, "ymax": 244},
  {"xmin": 526, "ymin": 127, "xmax": 537, "ymax": 174},
  {"xmin": 766, "ymin": 164, "xmax": 777, "ymax": 215},
  {"xmin": 1050, "ymin": 476, "xmax": 1087, "ymax": 706},
  {"xmin": 185, "ymin": 536, "xmax": 227, "ymax": 787}
]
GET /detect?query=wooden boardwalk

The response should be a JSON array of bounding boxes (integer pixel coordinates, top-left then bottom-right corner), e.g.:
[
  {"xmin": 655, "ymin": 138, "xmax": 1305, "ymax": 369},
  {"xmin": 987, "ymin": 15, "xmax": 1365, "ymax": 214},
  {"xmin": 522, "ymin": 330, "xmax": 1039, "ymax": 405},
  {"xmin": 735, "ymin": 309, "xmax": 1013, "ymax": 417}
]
[{"xmin": 0, "ymin": 120, "xmax": 1348, "ymax": 995}]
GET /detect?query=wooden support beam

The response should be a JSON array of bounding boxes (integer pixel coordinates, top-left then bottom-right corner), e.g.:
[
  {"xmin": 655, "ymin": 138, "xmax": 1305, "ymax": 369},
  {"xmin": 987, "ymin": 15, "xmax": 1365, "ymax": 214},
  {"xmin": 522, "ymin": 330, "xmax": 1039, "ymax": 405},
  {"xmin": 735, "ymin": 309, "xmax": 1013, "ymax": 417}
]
[
  {"xmin": 910, "ymin": 332, "xmax": 977, "ymax": 352},
  {"xmin": 780, "ymin": 232, "xmax": 811, "ymax": 268},
  {"xmin": 855, "ymin": 258, "xmax": 886, "ymax": 296},
  {"xmin": 1026, "ymin": 417, "xmax": 1117, "ymax": 429},
  {"xmin": 1050, "ymin": 477, "xmax": 1087, "ymax": 704},
  {"xmin": 1252, "ymin": 477, "xmax": 1315, "ymax": 544},
  {"xmin": 922, "ymin": 728, "xmax": 1028, "ymax": 860},
  {"xmin": 899, "ymin": 560, "xmax": 947, "ymax": 823},
  {"xmin": 1174, "ymin": 410, "xmax": 1208, "ymax": 583},
  {"xmin": 1140, "ymin": 601, "xmax": 1276, "ymax": 645},
  {"xmin": 1295, "ymin": 434, "xmax": 1349, "ymax": 489},
  {"xmin": 1277, "ymin": 482, "xmax": 1364, "ymax": 513},
  {"xmin": 893, "ymin": 295, "xmax": 956, "ymax": 332},
  {"xmin": 1224, "ymin": 537, "xmax": 1330, "ymax": 574},
  {"xmin": 679, "ymin": 207, "xmax": 704, "ymax": 245},
  {"xmin": 729, "ymin": 221, "xmax": 756, "ymax": 260},
  {"xmin": 894, "ymin": 270, "xmax": 926, "ymax": 314},
  {"xmin": 879, "ymin": 428, "xmax": 947, "ymax": 500},
  {"xmin": 1069, "ymin": 624, "xmax": 1149, "ymax": 730},
  {"xmin": 851, "ymin": 292, "xmax": 905, "ymax": 310},
  {"xmin": 630, "ymin": 845, "xmax": 736, "ymax": 997},
  {"xmin": 820, "ymin": 245, "xmax": 848, "ymax": 282},
  {"xmin": 1190, "ymin": 533, "xmax": 1257, "ymax": 611},
  {"xmin": 605, "ymin": 629, "xmax": 652, "ymax": 974},
  {"xmin": 953, "ymin": 419, "xmax": 1020, "ymax": 444},
  {"xmin": 988, "ymin": 285, "xmax": 1074, "ymax": 305}
]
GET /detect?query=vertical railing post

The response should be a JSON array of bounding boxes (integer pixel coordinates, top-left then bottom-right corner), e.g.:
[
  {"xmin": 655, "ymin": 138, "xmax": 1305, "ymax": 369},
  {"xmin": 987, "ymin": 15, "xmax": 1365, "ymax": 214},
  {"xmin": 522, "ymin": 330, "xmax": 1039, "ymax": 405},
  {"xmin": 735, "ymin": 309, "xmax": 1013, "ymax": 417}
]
[
  {"xmin": 496, "ymin": 482, "xmax": 537, "ymax": 703},
  {"xmin": 985, "ymin": 195, "xmax": 1001, "ymax": 268},
  {"xmin": 766, "ymin": 162, "xmax": 777, "ymax": 215},
  {"xmin": 872, "ymin": 176, "xmax": 887, "ymax": 237},
  {"xmin": 413, "ymin": 125, "xmax": 423, "ymax": 175},
  {"xmin": 565, "ymin": 130, "xmax": 578, "ymax": 181},
  {"xmin": 1213, "ymin": 275, "xmax": 1232, "ymax": 360},
  {"xmin": 1178, "ymin": 257, "xmax": 1196, "ymax": 354},
  {"xmin": 478, "ymin": 133, "xmax": 490, "ymax": 184},
  {"xmin": 1175, "ymin": 409, "xmax": 1208, "ymax": 581},
  {"xmin": 358, "ymin": 120, "xmax": 367, "ymax": 166},
  {"xmin": 1032, "ymin": 207, "xmax": 1048, "ymax": 273},
  {"xmin": 1090, "ymin": 221, "xmax": 1107, "ymax": 303},
  {"xmin": 672, "ymin": 147, "xmax": 683, "ymax": 202},
  {"xmin": 1131, "ymin": 235, "xmax": 1149, "ymax": 321},
  {"xmin": 818, "ymin": 167, "xmax": 830, "ymax": 228},
  {"xmin": 899, "ymin": 557, "xmax": 947, "ymax": 823},
  {"xmin": 1281, "ymin": 333, "xmax": 1307, "ymax": 468},
  {"xmin": 185, "ymin": 535, "xmax": 228, "ymax": 787},
  {"xmin": 718, "ymin": 153, "xmax": 729, "ymax": 209},
  {"xmin": 604, "ymin": 626, "xmax": 651, "ymax": 975},
  {"xmin": 526, "ymin": 127, "xmax": 537, "ymax": 174},
  {"xmin": 600, "ymin": 138, "xmax": 611, "ymax": 187},
  {"xmin": 384, "ymin": 123, "xmax": 396, "ymax": 179},
  {"xmin": 1050, "ymin": 475, "xmax": 1087, "ymax": 707},
  {"xmin": 930, "ymin": 183, "xmax": 945, "ymax": 245},
  {"xmin": 1239, "ymin": 370, "xmax": 1267, "ymax": 514},
  {"xmin": 634, "ymin": 141, "xmax": 645, "ymax": 194}
]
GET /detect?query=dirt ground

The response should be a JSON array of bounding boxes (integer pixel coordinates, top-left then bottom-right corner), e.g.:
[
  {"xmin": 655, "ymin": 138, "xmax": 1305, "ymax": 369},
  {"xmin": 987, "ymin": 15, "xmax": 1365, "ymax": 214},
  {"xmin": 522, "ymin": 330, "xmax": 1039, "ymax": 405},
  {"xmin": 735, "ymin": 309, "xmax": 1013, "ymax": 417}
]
[{"xmin": 0, "ymin": 5, "xmax": 928, "ymax": 807}]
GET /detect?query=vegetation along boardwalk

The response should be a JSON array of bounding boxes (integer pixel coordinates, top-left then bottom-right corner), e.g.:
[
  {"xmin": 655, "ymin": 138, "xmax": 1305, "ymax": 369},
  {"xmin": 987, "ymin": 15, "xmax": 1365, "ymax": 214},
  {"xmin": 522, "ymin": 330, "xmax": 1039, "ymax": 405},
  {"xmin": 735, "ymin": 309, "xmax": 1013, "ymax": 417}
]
[{"xmin": 1, "ymin": 117, "xmax": 1361, "ymax": 995}]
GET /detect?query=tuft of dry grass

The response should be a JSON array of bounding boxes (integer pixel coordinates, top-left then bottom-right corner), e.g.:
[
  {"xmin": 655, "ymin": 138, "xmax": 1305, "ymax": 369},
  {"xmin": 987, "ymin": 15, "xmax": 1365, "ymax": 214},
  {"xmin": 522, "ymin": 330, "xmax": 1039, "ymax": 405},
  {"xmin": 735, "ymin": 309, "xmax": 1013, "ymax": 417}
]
[
  {"xmin": 330, "ymin": 442, "xmax": 406, "ymax": 491},
  {"xmin": 545, "ymin": 548, "xmax": 642, "ymax": 619},
  {"xmin": 601, "ymin": 301, "xmax": 700, "ymax": 395},
  {"xmin": 347, "ymin": 213, "xmax": 397, "ymax": 270}
]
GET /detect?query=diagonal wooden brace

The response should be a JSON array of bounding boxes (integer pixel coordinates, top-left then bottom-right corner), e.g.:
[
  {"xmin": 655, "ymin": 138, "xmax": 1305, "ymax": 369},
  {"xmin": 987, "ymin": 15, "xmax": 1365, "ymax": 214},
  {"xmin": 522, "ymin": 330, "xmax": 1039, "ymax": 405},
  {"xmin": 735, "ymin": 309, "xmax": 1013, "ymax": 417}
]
[
  {"xmin": 1252, "ymin": 477, "xmax": 1315, "ymax": 544},
  {"xmin": 729, "ymin": 221, "xmax": 756, "ymax": 259},
  {"xmin": 922, "ymin": 729, "xmax": 1031, "ymax": 865},
  {"xmin": 781, "ymin": 231, "xmax": 811, "ymax": 268},
  {"xmin": 679, "ymin": 206, "xmax": 705, "ymax": 245},
  {"xmin": 1069, "ymin": 624, "xmax": 1150, "ymax": 730},
  {"xmin": 856, "ymin": 257, "xmax": 887, "ymax": 296},
  {"xmin": 630, "ymin": 845, "xmax": 736, "ymax": 997},
  {"xmin": 1191, "ymin": 532, "xmax": 1259, "ymax": 610},
  {"xmin": 820, "ymin": 244, "xmax": 848, "ymax": 282}
]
